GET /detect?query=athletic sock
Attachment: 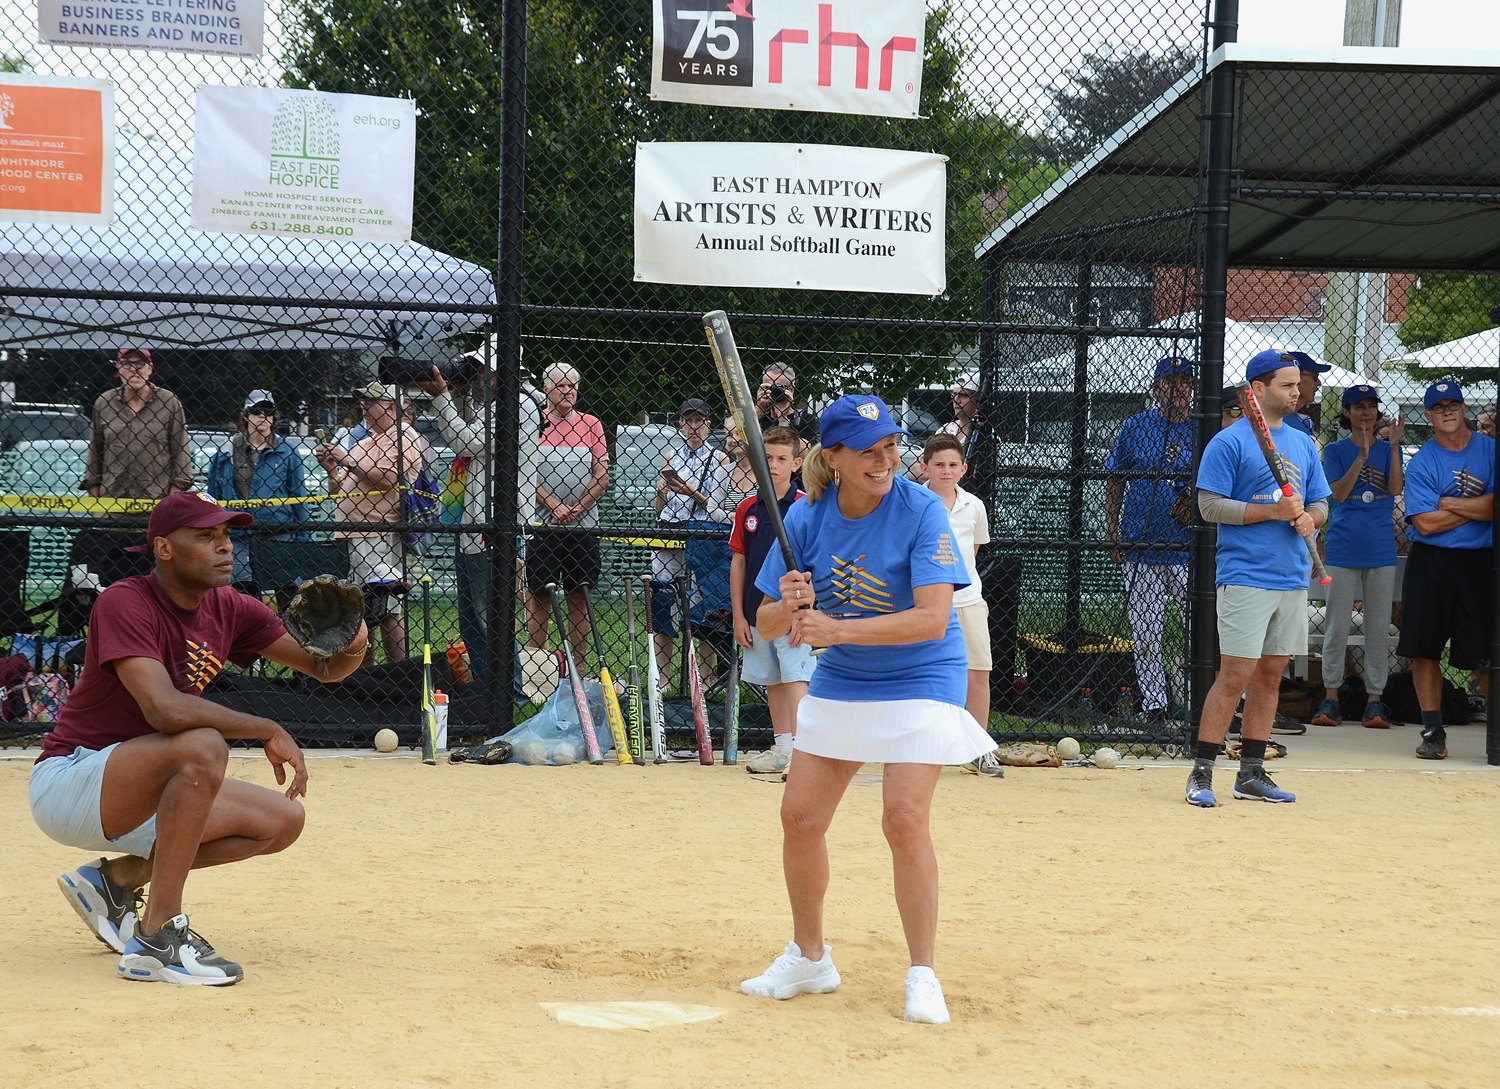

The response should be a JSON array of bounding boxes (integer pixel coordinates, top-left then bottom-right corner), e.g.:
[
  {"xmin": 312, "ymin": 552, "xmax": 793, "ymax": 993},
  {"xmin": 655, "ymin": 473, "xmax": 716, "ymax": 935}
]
[
  {"xmin": 1420, "ymin": 710, "xmax": 1444, "ymax": 738},
  {"xmin": 1240, "ymin": 738, "xmax": 1268, "ymax": 762},
  {"xmin": 1240, "ymin": 756, "xmax": 1265, "ymax": 779},
  {"xmin": 1194, "ymin": 740, "xmax": 1221, "ymax": 764},
  {"xmin": 774, "ymin": 732, "xmax": 793, "ymax": 755}
]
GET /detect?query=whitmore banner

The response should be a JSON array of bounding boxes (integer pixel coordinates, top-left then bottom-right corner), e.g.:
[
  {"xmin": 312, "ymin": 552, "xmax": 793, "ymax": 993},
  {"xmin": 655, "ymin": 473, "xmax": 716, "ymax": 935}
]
[
  {"xmin": 0, "ymin": 73, "xmax": 113, "ymax": 226},
  {"xmin": 38, "ymin": 0, "xmax": 265, "ymax": 57},
  {"xmin": 650, "ymin": 0, "xmax": 925, "ymax": 119},
  {"xmin": 635, "ymin": 142, "xmax": 946, "ymax": 295},
  {"xmin": 192, "ymin": 87, "xmax": 415, "ymax": 243}
]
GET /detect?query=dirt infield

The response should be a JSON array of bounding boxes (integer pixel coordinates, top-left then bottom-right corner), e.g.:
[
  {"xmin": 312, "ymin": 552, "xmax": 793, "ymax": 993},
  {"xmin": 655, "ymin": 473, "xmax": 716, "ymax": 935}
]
[{"xmin": 3, "ymin": 737, "xmax": 1497, "ymax": 1089}]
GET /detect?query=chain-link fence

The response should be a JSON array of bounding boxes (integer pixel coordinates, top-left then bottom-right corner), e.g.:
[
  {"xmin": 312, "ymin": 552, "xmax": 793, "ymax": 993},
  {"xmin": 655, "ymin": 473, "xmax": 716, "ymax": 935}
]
[{"xmin": 3, "ymin": 2, "xmax": 1497, "ymax": 758}]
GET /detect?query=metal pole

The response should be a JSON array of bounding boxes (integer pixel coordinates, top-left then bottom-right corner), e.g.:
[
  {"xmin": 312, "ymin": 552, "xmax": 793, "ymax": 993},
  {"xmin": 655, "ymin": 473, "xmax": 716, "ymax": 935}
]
[
  {"xmin": 490, "ymin": 0, "xmax": 528, "ymax": 731},
  {"xmin": 1065, "ymin": 247, "xmax": 1092, "ymax": 645},
  {"xmin": 1488, "ymin": 309, "xmax": 1499, "ymax": 765},
  {"xmin": 1190, "ymin": 0, "xmax": 1239, "ymax": 724}
]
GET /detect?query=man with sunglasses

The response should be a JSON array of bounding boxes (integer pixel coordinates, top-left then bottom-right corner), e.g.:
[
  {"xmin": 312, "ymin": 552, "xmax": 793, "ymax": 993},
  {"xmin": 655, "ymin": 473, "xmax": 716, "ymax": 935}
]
[{"xmin": 1398, "ymin": 381, "xmax": 1495, "ymax": 760}]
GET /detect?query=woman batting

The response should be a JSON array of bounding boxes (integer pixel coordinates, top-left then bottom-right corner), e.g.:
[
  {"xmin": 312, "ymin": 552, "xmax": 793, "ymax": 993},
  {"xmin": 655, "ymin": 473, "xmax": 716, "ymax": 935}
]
[{"xmin": 739, "ymin": 395, "xmax": 996, "ymax": 1024}]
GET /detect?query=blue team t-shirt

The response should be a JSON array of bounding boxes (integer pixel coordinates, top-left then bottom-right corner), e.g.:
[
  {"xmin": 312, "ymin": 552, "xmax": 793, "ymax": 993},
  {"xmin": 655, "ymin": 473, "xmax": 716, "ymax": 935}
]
[
  {"xmin": 1104, "ymin": 409, "xmax": 1193, "ymax": 564},
  {"xmin": 1285, "ymin": 414, "xmax": 1315, "ymax": 436},
  {"xmin": 1196, "ymin": 419, "xmax": 1332, "ymax": 590},
  {"xmin": 755, "ymin": 476, "xmax": 970, "ymax": 705},
  {"xmin": 1403, "ymin": 432, "xmax": 1496, "ymax": 550},
  {"xmin": 1322, "ymin": 437, "xmax": 1400, "ymax": 568}
]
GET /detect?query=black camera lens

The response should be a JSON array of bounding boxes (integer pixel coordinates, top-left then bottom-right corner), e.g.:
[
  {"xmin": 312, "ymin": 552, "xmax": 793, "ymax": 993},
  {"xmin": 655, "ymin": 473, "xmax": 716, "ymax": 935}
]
[
  {"xmin": 378, "ymin": 354, "xmax": 485, "ymax": 387},
  {"xmin": 770, "ymin": 382, "xmax": 792, "ymax": 403}
]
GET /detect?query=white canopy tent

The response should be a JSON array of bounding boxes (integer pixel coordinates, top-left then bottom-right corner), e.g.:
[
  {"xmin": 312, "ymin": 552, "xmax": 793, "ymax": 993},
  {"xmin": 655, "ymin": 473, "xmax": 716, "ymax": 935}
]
[
  {"xmin": 0, "ymin": 134, "xmax": 494, "ymax": 352},
  {"xmin": 1393, "ymin": 326, "xmax": 1500, "ymax": 373}
]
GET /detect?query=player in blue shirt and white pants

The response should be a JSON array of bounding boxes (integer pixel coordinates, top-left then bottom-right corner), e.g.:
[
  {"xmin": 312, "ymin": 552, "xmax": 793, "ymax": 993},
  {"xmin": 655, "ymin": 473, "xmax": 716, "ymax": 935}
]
[
  {"xmin": 738, "ymin": 396, "xmax": 994, "ymax": 1024},
  {"xmin": 1189, "ymin": 351, "xmax": 1331, "ymax": 807}
]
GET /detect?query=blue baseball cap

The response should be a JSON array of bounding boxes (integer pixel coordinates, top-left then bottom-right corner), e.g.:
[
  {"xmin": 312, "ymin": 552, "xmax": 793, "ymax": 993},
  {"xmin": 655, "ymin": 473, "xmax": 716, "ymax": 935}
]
[
  {"xmin": 1341, "ymin": 383, "xmax": 1379, "ymax": 407},
  {"xmin": 1245, "ymin": 349, "xmax": 1327, "ymax": 383},
  {"xmin": 819, "ymin": 394, "xmax": 907, "ymax": 451},
  {"xmin": 1424, "ymin": 381, "xmax": 1465, "ymax": 409},
  {"xmin": 1153, "ymin": 356, "xmax": 1195, "ymax": 380}
]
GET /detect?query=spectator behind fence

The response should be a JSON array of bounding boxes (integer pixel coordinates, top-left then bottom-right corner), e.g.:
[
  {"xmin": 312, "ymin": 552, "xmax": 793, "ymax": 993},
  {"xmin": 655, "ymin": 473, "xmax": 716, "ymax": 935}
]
[
  {"xmin": 527, "ymin": 364, "xmax": 608, "ymax": 653},
  {"xmin": 1281, "ymin": 351, "xmax": 1332, "ymax": 437},
  {"xmin": 651, "ymin": 398, "xmax": 728, "ymax": 685},
  {"xmin": 1309, "ymin": 384, "xmax": 1403, "ymax": 730},
  {"xmin": 420, "ymin": 348, "xmax": 543, "ymax": 702},
  {"xmin": 77, "ymin": 347, "xmax": 193, "ymax": 588},
  {"xmin": 755, "ymin": 363, "xmax": 819, "ymax": 447},
  {"xmin": 1104, "ymin": 357, "xmax": 1196, "ymax": 724},
  {"xmin": 1478, "ymin": 405, "xmax": 1496, "ymax": 438},
  {"xmin": 1188, "ymin": 350, "xmax": 1330, "ymax": 807},
  {"xmin": 316, "ymin": 382, "xmax": 426, "ymax": 666},
  {"xmin": 908, "ymin": 378, "xmax": 981, "ymax": 485},
  {"xmin": 1398, "ymin": 381, "xmax": 1495, "ymax": 761},
  {"xmin": 206, "ymin": 390, "xmax": 310, "ymax": 595}
]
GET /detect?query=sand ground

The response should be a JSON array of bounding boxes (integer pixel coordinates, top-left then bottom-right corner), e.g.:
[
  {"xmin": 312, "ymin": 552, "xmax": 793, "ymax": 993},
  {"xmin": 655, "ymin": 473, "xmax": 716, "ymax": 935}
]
[{"xmin": 3, "ymin": 722, "xmax": 1497, "ymax": 1089}]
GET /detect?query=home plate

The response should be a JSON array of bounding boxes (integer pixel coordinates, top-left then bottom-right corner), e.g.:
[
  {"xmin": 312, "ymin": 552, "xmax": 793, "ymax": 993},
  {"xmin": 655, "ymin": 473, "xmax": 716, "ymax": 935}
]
[{"xmin": 540, "ymin": 1001, "xmax": 727, "ymax": 1030}]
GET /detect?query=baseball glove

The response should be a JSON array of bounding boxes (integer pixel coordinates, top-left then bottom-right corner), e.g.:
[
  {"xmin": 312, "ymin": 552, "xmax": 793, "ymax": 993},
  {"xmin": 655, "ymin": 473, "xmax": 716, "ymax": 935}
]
[
  {"xmin": 1171, "ymin": 485, "xmax": 1195, "ymax": 526},
  {"xmin": 448, "ymin": 740, "xmax": 513, "ymax": 765},
  {"xmin": 283, "ymin": 575, "xmax": 365, "ymax": 674},
  {"xmin": 993, "ymin": 742, "xmax": 1063, "ymax": 768}
]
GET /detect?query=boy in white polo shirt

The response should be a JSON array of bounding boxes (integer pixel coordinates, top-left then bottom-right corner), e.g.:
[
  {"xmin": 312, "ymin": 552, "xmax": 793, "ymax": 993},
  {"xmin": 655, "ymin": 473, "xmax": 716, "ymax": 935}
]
[{"xmin": 918, "ymin": 434, "xmax": 1000, "ymax": 778}]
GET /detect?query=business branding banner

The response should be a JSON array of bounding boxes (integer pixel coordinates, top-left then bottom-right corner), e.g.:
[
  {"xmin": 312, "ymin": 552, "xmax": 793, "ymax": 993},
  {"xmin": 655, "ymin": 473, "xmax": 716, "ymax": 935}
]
[
  {"xmin": 192, "ymin": 86, "xmax": 415, "ymax": 243},
  {"xmin": 0, "ymin": 73, "xmax": 113, "ymax": 226},
  {"xmin": 650, "ymin": 0, "xmax": 925, "ymax": 119},
  {"xmin": 38, "ymin": 0, "xmax": 265, "ymax": 57},
  {"xmin": 634, "ymin": 141, "xmax": 946, "ymax": 295}
]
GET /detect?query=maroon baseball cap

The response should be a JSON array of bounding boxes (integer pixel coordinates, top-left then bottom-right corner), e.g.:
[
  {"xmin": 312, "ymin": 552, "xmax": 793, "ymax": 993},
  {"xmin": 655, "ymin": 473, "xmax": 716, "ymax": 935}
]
[
  {"xmin": 125, "ymin": 492, "xmax": 252, "ymax": 552},
  {"xmin": 115, "ymin": 347, "xmax": 153, "ymax": 364}
]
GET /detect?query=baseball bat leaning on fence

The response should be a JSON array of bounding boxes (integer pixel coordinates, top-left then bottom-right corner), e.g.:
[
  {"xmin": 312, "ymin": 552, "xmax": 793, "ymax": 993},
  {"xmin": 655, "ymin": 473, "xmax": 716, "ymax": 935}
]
[
  {"xmin": 639, "ymin": 575, "xmax": 669, "ymax": 763},
  {"xmin": 546, "ymin": 582, "xmax": 605, "ymax": 765},
  {"xmin": 623, "ymin": 577, "xmax": 647, "ymax": 764},
  {"xmin": 583, "ymin": 586, "xmax": 635, "ymax": 765},
  {"xmin": 676, "ymin": 579, "xmax": 714, "ymax": 765},
  {"xmin": 702, "ymin": 309, "xmax": 821, "ymax": 654},
  {"xmin": 419, "ymin": 576, "xmax": 437, "ymax": 766},
  {"xmin": 723, "ymin": 633, "xmax": 740, "ymax": 765},
  {"xmin": 1236, "ymin": 385, "xmax": 1332, "ymax": 586}
]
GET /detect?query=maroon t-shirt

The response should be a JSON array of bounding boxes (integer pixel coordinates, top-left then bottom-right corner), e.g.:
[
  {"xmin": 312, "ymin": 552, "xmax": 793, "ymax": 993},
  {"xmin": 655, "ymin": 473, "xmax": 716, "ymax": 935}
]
[{"xmin": 38, "ymin": 574, "xmax": 285, "ymax": 761}]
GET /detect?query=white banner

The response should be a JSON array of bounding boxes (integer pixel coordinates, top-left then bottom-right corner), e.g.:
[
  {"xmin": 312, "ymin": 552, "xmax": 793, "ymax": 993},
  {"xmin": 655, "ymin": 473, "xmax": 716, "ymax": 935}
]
[
  {"xmin": 192, "ymin": 87, "xmax": 415, "ymax": 244},
  {"xmin": 650, "ymin": 0, "xmax": 925, "ymax": 119},
  {"xmin": 634, "ymin": 142, "xmax": 946, "ymax": 296},
  {"xmin": 38, "ymin": 0, "xmax": 265, "ymax": 57}
]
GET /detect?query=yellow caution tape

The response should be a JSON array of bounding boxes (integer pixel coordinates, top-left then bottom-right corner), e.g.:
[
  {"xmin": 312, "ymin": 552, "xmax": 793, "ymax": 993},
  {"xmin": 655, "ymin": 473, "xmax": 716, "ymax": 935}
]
[{"xmin": 0, "ymin": 490, "xmax": 392, "ymax": 514}]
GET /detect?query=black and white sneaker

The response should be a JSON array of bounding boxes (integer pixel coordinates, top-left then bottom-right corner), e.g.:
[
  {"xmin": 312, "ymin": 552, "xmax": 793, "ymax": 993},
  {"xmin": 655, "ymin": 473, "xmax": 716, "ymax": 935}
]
[
  {"xmin": 58, "ymin": 858, "xmax": 141, "ymax": 954},
  {"xmin": 118, "ymin": 914, "xmax": 244, "ymax": 986}
]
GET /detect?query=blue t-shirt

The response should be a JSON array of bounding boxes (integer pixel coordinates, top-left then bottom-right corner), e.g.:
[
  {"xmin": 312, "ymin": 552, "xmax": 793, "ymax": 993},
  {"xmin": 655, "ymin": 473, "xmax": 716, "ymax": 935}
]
[
  {"xmin": 1197, "ymin": 419, "xmax": 1332, "ymax": 590},
  {"xmin": 1104, "ymin": 409, "xmax": 1193, "ymax": 565},
  {"xmin": 1403, "ymin": 432, "xmax": 1496, "ymax": 550},
  {"xmin": 1285, "ymin": 414, "xmax": 1315, "ymax": 436},
  {"xmin": 755, "ymin": 476, "xmax": 970, "ymax": 705},
  {"xmin": 1322, "ymin": 437, "xmax": 1400, "ymax": 568}
]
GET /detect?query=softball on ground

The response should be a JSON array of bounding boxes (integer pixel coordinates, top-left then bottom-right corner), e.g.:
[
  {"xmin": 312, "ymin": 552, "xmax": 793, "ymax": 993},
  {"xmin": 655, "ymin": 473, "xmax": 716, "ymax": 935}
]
[
  {"xmin": 516, "ymin": 741, "xmax": 549, "ymax": 765},
  {"xmin": 550, "ymin": 743, "xmax": 578, "ymax": 765},
  {"xmin": 1057, "ymin": 737, "xmax": 1082, "ymax": 761},
  {"xmin": 1094, "ymin": 747, "xmax": 1121, "ymax": 769},
  {"xmin": 373, "ymin": 728, "xmax": 399, "ymax": 753}
]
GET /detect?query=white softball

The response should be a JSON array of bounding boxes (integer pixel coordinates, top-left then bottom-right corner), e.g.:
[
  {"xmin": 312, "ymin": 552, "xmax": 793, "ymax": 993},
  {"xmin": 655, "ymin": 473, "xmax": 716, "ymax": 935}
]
[
  {"xmin": 517, "ymin": 741, "xmax": 549, "ymax": 765},
  {"xmin": 1057, "ymin": 737, "xmax": 1082, "ymax": 761},
  {"xmin": 550, "ymin": 743, "xmax": 578, "ymax": 765},
  {"xmin": 1094, "ymin": 747, "xmax": 1120, "ymax": 769},
  {"xmin": 373, "ymin": 728, "xmax": 399, "ymax": 753}
]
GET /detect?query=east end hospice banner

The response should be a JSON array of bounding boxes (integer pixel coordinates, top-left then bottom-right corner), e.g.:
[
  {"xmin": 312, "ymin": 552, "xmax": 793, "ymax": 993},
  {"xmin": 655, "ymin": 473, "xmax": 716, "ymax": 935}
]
[
  {"xmin": 650, "ymin": 0, "xmax": 925, "ymax": 119},
  {"xmin": 0, "ymin": 73, "xmax": 113, "ymax": 226},
  {"xmin": 192, "ymin": 86, "xmax": 415, "ymax": 244},
  {"xmin": 634, "ymin": 141, "xmax": 946, "ymax": 296},
  {"xmin": 37, "ymin": 0, "xmax": 265, "ymax": 57}
]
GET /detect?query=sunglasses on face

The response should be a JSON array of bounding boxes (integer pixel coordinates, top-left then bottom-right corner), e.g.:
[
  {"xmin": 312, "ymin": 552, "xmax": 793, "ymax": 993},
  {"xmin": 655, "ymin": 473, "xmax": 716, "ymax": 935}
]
[
  {"xmin": 248, "ymin": 409, "xmax": 275, "ymax": 418},
  {"xmin": 1225, "ymin": 405, "xmax": 1243, "ymax": 417}
]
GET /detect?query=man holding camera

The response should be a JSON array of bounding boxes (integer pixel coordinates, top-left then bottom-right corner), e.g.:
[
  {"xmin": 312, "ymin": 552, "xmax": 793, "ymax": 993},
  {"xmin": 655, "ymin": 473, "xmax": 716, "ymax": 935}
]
[{"xmin": 756, "ymin": 366, "xmax": 819, "ymax": 447}]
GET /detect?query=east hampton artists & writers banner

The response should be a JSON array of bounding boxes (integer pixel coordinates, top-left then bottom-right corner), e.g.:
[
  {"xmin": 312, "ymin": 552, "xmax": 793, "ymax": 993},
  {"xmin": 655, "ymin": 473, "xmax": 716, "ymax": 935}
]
[
  {"xmin": 38, "ymin": 0, "xmax": 265, "ymax": 57},
  {"xmin": 0, "ymin": 73, "xmax": 113, "ymax": 226},
  {"xmin": 650, "ymin": 0, "xmax": 925, "ymax": 119},
  {"xmin": 192, "ymin": 87, "xmax": 415, "ymax": 243},
  {"xmin": 634, "ymin": 142, "xmax": 946, "ymax": 295}
]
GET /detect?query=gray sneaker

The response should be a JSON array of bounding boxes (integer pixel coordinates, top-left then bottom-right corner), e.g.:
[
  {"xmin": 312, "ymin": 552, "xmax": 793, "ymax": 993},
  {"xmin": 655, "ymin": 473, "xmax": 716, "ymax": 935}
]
[
  {"xmin": 118, "ymin": 914, "xmax": 243, "ymax": 986},
  {"xmin": 59, "ymin": 858, "xmax": 141, "ymax": 954},
  {"xmin": 959, "ymin": 752, "xmax": 1004, "ymax": 778}
]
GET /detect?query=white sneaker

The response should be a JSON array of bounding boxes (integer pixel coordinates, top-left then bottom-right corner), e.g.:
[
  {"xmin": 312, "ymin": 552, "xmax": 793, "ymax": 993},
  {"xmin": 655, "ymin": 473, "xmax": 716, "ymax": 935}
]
[
  {"xmin": 904, "ymin": 966, "xmax": 950, "ymax": 1023},
  {"xmin": 746, "ymin": 747, "xmax": 791, "ymax": 775},
  {"xmin": 741, "ymin": 942, "xmax": 841, "ymax": 1000},
  {"xmin": 959, "ymin": 752, "xmax": 1004, "ymax": 778}
]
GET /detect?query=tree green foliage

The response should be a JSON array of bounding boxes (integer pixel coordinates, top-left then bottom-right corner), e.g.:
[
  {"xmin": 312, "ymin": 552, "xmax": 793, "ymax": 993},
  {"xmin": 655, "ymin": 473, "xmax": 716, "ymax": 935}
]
[
  {"xmin": 1397, "ymin": 275, "xmax": 1500, "ymax": 373},
  {"xmin": 1044, "ymin": 43, "xmax": 1197, "ymax": 162},
  {"xmin": 281, "ymin": 2, "xmax": 1038, "ymax": 423}
]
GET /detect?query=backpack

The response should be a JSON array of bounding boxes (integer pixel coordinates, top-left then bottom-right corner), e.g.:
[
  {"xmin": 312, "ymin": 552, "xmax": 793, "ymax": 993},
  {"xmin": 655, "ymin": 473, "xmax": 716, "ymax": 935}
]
[{"xmin": 402, "ymin": 464, "xmax": 444, "ymax": 556}]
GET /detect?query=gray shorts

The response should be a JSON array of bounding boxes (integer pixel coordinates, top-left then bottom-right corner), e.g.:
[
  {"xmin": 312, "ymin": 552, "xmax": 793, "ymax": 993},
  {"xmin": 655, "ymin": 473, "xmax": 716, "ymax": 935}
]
[
  {"xmin": 29, "ymin": 744, "xmax": 158, "ymax": 858},
  {"xmin": 741, "ymin": 629, "xmax": 817, "ymax": 687},
  {"xmin": 1216, "ymin": 584, "xmax": 1308, "ymax": 659}
]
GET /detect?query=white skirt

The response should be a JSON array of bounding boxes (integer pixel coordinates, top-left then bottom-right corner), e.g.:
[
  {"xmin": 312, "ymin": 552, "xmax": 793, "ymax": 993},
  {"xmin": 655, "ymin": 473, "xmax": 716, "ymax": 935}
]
[{"xmin": 795, "ymin": 695, "xmax": 997, "ymax": 765}]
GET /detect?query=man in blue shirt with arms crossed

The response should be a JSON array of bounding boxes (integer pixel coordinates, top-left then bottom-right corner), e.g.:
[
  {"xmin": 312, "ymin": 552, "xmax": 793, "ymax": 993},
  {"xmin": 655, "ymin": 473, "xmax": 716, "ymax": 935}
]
[{"xmin": 1188, "ymin": 350, "xmax": 1331, "ymax": 807}]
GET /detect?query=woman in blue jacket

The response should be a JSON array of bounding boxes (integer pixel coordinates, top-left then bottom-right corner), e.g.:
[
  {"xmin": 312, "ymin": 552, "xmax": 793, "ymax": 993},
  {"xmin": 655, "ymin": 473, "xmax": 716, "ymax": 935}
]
[{"xmin": 207, "ymin": 389, "xmax": 310, "ymax": 593}]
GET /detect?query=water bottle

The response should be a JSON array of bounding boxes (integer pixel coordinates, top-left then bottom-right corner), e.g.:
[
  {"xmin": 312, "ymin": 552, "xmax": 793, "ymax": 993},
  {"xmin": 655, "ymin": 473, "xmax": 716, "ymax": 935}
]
[
  {"xmin": 433, "ymin": 690, "xmax": 449, "ymax": 752},
  {"xmin": 446, "ymin": 643, "xmax": 472, "ymax": 685}
]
